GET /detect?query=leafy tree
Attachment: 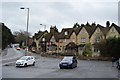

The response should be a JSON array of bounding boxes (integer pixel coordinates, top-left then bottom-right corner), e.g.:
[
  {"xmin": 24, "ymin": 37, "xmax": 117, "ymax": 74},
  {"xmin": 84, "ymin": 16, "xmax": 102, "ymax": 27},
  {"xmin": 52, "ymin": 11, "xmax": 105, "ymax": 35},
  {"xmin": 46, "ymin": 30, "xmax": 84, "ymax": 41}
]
[
  {"xmin": 13, "ymin": 30, "xmax": 31, "ymax": 47},
  {"xmin": 83, "ymin": 43, "xmax": 92, "ymax": 57},
  {"xmin": 2, "ymin": 23, "xmax": 15, "ymax": 50},
  {"xmin": 97, "ymin": 37, "xmax": 120, "ymax": 57}
]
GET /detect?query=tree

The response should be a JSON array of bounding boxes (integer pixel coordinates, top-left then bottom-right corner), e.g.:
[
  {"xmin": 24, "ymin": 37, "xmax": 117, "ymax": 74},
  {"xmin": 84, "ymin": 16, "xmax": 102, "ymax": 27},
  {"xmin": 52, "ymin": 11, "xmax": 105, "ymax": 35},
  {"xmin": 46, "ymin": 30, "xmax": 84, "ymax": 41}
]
[
  {"xmin": 97, "ymin": 37, "xmax": 120, "ymax": 57},
  {"xmin": 83, "ymin": 43, "xmax": 92, "ymax": 57},
  {"xmin": 2, "ymin": 23, "xmax": 15, "ymax": 50},
  {"xmin": 13, "ymin": 30, "xmax": 31, "ymax": 48}
]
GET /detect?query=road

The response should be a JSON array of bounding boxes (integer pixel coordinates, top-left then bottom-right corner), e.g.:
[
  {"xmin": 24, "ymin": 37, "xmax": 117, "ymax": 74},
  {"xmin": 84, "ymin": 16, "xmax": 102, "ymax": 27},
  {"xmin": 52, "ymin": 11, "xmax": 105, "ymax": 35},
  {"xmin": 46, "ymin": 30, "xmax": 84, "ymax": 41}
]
[
  {"xmin": 2, "ymin": 49, "xmax": 119, "ymax": 78},
  {"xmin": 2, "ymin": 48, "xmax": 24, "ymax": 64}
]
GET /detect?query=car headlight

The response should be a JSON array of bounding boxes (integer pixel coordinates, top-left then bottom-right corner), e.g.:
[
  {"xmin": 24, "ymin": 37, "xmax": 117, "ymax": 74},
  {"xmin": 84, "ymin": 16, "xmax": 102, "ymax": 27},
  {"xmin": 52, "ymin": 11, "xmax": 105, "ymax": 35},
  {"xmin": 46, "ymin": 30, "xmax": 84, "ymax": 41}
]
[
  {"xmin": 68, "ymin": 61, "xmax": 72, "ymax": 64},
  {"xmin": 21, "ymin": 61, "xmax": 25, "ymax": 64}
]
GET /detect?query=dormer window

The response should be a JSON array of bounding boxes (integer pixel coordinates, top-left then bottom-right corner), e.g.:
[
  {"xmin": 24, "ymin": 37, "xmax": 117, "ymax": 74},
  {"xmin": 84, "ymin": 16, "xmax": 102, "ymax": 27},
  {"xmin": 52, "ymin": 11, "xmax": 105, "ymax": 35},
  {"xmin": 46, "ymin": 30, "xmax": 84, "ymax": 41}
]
[
  {"xmin": 64, "ymin": 39, "xmax": 66, "ymax": 42},
  {"xmin": 42, "ymin": 38, "xmax": 45, "ymax": 41},
  {"xmin": 81, "ymin": 37, "xmax": 86, "ymax": 43},
  {"xmin": 73, "ymin": 39, "xmax": 75, "ymax": 42},
  {"xmin": 65, "ymin": 31, "xmax": 68, "ymax": 35},
  {"xmin": 50, "ymin": 36, "xmax": 55, "ymax": 42},
  {"xmin": 96, "ymin": 37, "xmax": 100, "ymax": 43}
]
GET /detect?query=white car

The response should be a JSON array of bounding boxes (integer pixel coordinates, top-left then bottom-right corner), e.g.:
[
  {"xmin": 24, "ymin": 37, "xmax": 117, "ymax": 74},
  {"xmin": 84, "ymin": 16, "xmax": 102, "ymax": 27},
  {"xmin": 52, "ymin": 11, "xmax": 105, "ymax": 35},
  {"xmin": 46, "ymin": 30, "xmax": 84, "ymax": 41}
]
[{"xmin": 16, "ymin": 56, "xmax": 35, "ymax": 67}]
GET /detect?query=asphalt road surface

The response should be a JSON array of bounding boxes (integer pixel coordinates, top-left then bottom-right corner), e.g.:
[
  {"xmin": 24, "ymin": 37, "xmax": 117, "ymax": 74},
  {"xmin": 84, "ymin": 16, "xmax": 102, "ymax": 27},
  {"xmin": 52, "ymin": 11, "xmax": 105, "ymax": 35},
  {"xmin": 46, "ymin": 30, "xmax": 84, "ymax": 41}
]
[{"xmin": 2, "ymin": 54, "xmax": 119, "ymax": 78}]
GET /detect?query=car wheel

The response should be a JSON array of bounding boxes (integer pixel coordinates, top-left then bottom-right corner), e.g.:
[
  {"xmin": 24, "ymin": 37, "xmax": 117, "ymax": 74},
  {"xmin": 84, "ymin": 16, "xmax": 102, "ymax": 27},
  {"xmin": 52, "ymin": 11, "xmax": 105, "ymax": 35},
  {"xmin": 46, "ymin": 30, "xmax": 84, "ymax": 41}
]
[
  {"xmin": 32, "ymin": 62, "xmax": 35, "ymax": 66},
  {"xmin": 16, "ymin": 66, "xmax": 18, "ymax": 67},
  {"xmin": 24, "ymin": 63, "xmax": 27, "ymax": 67},
  {"xmin": 71, "ymin": 65, "xmax": 74, "ymax": 69},
  {"xmin": 118, "ymin": 65, "xmax": 120, "ymax": 70},
  {"xmin": 60, "ymin": 67, "xmax": 63, "ymax": 69},
  {"xmin": 75, "ymin": 63, "xmax": 77, "ymax": 67}
]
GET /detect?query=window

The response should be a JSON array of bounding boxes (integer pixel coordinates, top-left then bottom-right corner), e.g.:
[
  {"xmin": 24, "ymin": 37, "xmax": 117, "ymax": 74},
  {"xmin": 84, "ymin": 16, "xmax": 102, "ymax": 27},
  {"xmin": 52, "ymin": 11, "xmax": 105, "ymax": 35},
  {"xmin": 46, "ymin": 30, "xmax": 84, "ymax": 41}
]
[
  {"xmin": 96, "ymin": 37, "xmax": 100, "ymax": 43},
  {"xmin": 112, "ymin": 28, "xmax": 115, "ymax": 33},
  {"xmin": 42, "ymin": 38, "xmax": 45, "ymax": 41},
  {"xmin": 65, "ymin": 31, "xmax": 68, "ymax": 35},
  {"xmin": 73, "ymin": 39, "xmax": 75, "ymax": 42},
  {"xmin": 94, "ymin": 48, "xmax": 99, "ymax": 52},
  {"xmin": 31, "ymin": 57, "xmax": 33, "ymax": 59},
  {"xmin": 64, "ymin": 39, "xmax": 66, "ymax": 42},
  {"xmin": 97, "ymin": 28, "xmax": 100, "ymax": 33},
  {"xmin": 81, "ymin": 38, "xmax": 86, "ymax": 43},
  {"xmin": 50, "ymin": 36, "xmax": 55, "ymax": 42}
]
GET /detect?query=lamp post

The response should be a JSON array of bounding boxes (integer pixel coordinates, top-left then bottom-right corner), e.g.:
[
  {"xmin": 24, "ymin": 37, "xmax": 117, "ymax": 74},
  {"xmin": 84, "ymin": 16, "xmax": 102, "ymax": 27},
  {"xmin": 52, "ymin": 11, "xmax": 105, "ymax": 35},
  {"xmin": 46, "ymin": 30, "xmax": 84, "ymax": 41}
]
[{"xmin": 20, "ymin": 7, "xmax": 29, "ymax": 56}]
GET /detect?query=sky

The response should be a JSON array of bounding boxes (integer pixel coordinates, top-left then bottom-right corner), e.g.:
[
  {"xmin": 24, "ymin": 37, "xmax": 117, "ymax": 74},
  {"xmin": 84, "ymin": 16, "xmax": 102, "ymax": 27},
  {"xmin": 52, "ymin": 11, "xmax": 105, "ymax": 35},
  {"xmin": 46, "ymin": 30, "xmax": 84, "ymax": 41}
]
[{"xmin": 1, "ymin": 0, "xmax": 120, "ymax": 36}]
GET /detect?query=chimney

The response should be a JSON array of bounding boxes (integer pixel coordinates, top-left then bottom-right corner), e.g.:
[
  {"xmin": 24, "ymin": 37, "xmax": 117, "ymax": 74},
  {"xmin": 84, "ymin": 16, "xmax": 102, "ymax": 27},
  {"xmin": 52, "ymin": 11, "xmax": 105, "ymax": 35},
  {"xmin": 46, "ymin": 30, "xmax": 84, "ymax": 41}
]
[
  {"xmin": 50, "ymin": 25, "xmax": 58, "ymax": 33},
  {"xmin": 106, "ymin": 21, "xmax": 110, "ymax": 27}
]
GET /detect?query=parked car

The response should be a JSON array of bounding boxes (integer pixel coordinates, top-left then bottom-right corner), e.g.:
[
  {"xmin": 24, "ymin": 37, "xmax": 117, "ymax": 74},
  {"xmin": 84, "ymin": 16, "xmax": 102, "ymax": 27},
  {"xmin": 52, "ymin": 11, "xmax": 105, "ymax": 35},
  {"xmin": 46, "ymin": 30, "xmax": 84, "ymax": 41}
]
[
  {"xmin": 116, "ymin": 58, "xmax": 120, "ymax": 70},
  {"xmin": 16, "ymin": 47, "xmax": 21, "ymax": 50},
  {"xmin": 16, "ymin": 56, "xmax": 35, "ymax": 67},
  {"xmin": 59, "ymin": 56, "xmax": 77, "ymax": 69}
]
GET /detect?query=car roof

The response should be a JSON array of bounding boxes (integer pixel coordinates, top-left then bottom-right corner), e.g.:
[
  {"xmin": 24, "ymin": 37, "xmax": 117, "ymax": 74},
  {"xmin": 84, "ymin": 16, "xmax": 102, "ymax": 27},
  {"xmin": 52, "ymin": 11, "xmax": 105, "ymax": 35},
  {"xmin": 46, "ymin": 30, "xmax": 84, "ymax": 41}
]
[
  {"xmin": 63, "ymin": 56, "xmax": 73, "ymax": 59},
  {"xmin": 64, "ymin": 56, "xmax": 74, "ymax": 58},
  {"xmin": 22, "ymin": 56, "xmax": 34, "ymax": 58}
]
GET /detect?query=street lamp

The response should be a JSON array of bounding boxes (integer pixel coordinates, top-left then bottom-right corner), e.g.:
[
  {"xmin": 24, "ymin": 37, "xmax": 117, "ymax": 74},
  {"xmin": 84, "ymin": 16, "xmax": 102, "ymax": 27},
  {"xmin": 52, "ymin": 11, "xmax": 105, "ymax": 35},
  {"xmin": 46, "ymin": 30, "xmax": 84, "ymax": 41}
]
[{"xmin": 20, "ymin": 7, "xmax": 29, "ymax": 56}]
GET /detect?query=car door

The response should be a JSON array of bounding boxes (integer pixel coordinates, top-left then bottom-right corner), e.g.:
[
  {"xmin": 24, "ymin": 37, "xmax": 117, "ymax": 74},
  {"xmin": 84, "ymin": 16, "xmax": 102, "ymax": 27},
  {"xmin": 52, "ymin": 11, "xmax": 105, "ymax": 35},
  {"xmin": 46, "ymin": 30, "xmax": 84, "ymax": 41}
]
[
  {"xmin": 30, "ymin": 57, "xmax": 34, "ymax": 64},
  {"xmin": 73, "ymin": 57, "xmax": 77, "ymax": 67},
  {"xmin": 72, "ymin": 58, "xmax": 75, "ymax": 67},
  {"xmin": 26, "ymin": 57, "xmax": 31, "ymax": 65}
]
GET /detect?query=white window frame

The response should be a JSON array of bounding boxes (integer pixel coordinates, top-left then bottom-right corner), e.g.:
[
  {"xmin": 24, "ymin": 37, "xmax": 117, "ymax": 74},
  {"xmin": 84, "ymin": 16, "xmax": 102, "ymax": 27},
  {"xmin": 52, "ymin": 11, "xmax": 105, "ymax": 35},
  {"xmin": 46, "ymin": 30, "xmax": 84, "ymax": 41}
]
[
  {"xmin": 81, "ymin": 37, "xmax": 86, "ymax": 43},
  {"xmin": 65, "ymin": 31, "xmax": 68, "ymax": 35},
  {"xmin": 64, "ymin": 39, "xmax": 66, "ymax": 42}
]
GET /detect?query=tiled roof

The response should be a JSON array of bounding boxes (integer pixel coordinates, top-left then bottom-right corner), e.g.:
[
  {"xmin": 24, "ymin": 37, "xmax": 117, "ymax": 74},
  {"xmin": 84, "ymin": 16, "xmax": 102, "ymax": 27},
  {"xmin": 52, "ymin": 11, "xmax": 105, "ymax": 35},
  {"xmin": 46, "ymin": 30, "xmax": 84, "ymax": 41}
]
[
  {"xmin": 33, "ymin": 30, "xmax": 48, "ymax": 40},
  {"xmin": 59, "ymin": 28, "xmax": 74, "ymax": 39},
  {"xmin": 111, "ymin": 23, "xmax": 120, "ymax": 34},
  {"xmin": 45, "ymin": 31, "xmax": 60, "ymax": 42},
  {"xmin": 33, "ymin": 22, "xmax": 120, "ymax": 42},
  {"xmin": 74, "ymin": 26, "xmax": 82, "ymax": 35}
]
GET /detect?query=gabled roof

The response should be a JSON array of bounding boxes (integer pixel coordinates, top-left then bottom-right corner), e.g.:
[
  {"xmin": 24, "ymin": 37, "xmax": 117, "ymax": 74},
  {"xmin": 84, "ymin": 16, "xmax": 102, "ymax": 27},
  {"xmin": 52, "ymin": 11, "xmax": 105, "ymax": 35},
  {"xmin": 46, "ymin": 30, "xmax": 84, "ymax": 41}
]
[
  {"xmin": 96, "ymin": 24, "xmax": 109, "ymax": 36},
  {"xmin": 33, "ymin": 22, "xmax": 120, "ymax": 42},
  {"xmin": 33, "ymin": 30, "xmax": 48, "ymax": 40},
  {"xmin": 59, "ymin": 28, "xmax": 74, "ymax": 39},
  {"xmin": 110, "ymin": 23, "xmax": 120, "ymax": 34},
  {"xmin": 83, "ymin": 25, "xmax": 97, "ymax": 38},
  {"xmin": 45, "ymin": 31, "xmax": 60, "ymax": 42},
  {"xmin": 74, "ymin": 26, "xmax": 83, "ymax": 35}
]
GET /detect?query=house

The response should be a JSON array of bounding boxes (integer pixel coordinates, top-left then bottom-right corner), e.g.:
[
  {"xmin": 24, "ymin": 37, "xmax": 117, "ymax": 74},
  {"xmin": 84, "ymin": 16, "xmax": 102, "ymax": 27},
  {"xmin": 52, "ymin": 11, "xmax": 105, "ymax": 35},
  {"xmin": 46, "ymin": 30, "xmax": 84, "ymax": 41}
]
[
  {"xmin": 44, "ymin": 26, "xmax": 60, "ymax": 54},
  {"xmin": 89, "ymin": 24, "xmax": 105, "ymax": 56},
  {"xmin": 33, "ymin": 22, "xmax": 120, "ymax": 57},
  {"xmin": 106, "ymin": 23, "xmax": 120, "ymax": 38},
  {"xmin": 58, "ymin": 27, "xmax": 77, "ymax": 54},
  {"xmin": 33, "ymin": 30, "xmax": 48, "ymax": 53}
]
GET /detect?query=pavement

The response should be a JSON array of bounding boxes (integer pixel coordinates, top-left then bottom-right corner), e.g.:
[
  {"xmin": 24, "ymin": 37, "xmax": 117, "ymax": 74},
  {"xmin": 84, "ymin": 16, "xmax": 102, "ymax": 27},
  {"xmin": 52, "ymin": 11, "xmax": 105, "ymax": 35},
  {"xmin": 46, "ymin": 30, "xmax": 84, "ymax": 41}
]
[{"xmin": 2, "ymin": 48, "xmax": 24, "ymax": 65}]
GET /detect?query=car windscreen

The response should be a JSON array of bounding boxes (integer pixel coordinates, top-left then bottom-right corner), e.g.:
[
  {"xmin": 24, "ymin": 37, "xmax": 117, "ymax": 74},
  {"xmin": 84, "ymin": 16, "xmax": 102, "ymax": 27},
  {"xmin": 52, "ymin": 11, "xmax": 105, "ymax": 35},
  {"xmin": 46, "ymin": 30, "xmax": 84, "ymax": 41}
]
[
  {"xmin": 62, "ymin": 57, "xmax": 72, "ymax": 61},
  {"xmin": 19, "ymin": 57, "xmax": 27, "ymax": 60}
]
